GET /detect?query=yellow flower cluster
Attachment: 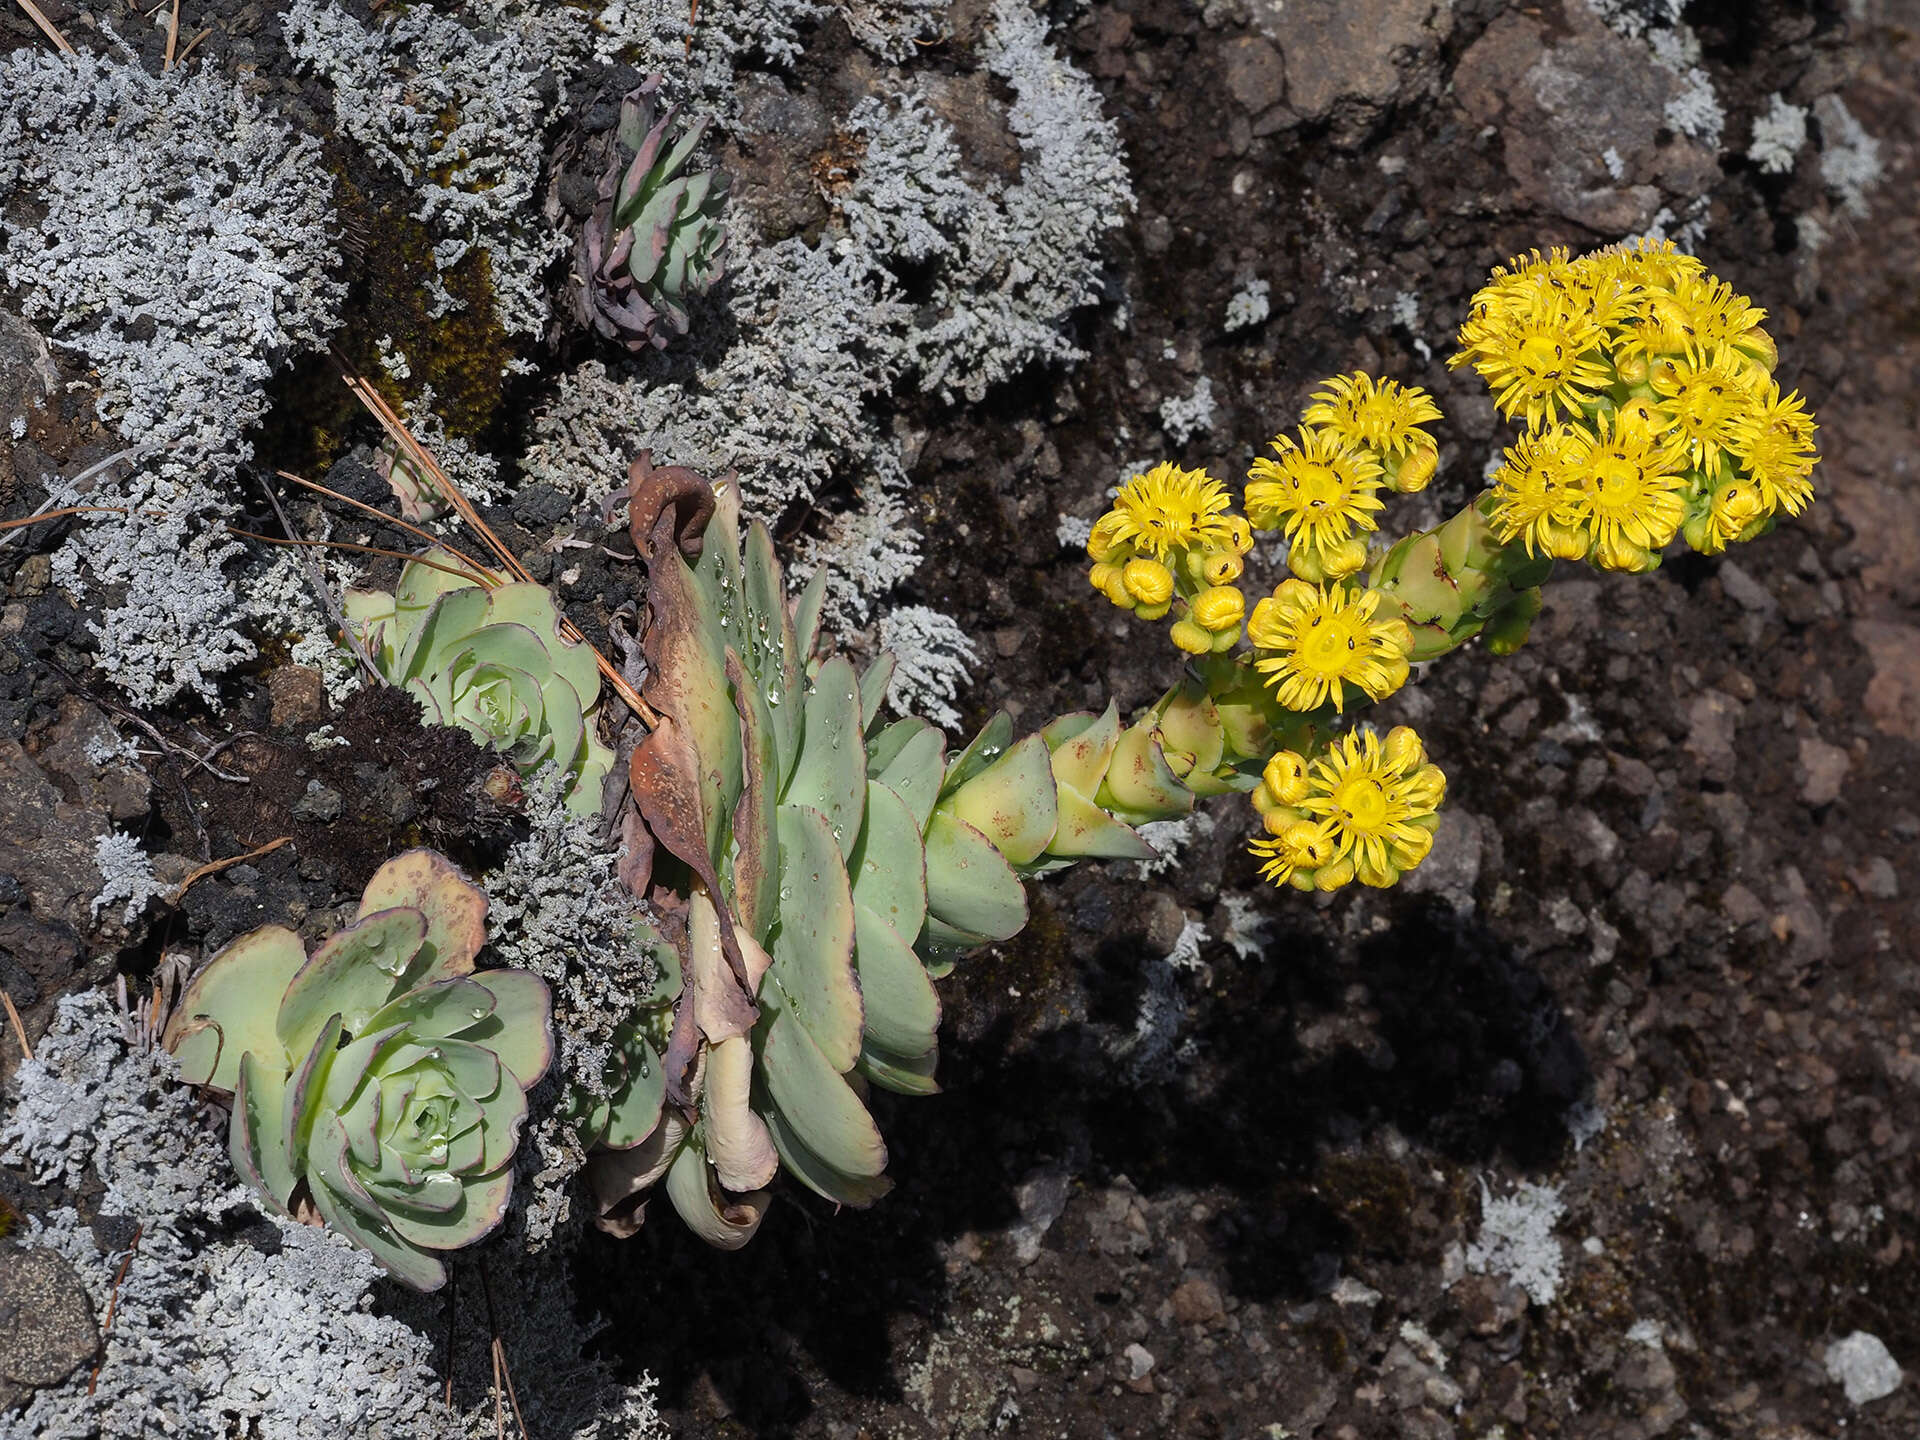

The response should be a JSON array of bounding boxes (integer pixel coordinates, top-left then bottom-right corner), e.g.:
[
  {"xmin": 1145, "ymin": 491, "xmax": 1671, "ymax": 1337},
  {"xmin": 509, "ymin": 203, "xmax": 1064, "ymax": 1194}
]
[
  {"xmin": 1244, "ymin": 374, "xmax": 1442, "ymax": 581},
  {"xmin": 1249, "ymin": 727, "xmax": 1445, "ymax": 891},
  {"xmin": 1246, "ymin": 579, "xmax": 1414, "ymax": 714},
  {"xmin": 1087, "ymin": 462, "xmax": 1253, "ymax": 653},
  {"xmin": 1453, "ymin": 242, "xmax": 1818, "ymax": 570}
]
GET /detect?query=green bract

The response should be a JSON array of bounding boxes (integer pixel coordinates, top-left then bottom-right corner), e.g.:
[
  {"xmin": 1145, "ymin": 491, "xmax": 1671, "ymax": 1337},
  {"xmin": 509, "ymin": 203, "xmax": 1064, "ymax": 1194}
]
[
  {"xmin": 589, "ymin": 459, "xmax": 1198, "ymax": 1246},
  {"xmin": 162, "ymin": 850, "xmax": 553, "ymax": 1291},
  {"xmin": 345, "ymin": 552, "xmax": 615, "ymax": 816},
  {"xmin": 576, "ymin": 75, "xmax": 729, "ymax": 351}
]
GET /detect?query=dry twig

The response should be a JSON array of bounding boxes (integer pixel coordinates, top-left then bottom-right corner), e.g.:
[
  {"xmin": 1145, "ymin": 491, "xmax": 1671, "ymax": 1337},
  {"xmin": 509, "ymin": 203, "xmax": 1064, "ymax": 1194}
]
[
  {"xmin": 87, "ymin": 1224, "xmax": 144, "ymax": 1395},
  {"xmin": 11, "ymin": 0, "xmax": 72, "ymax": 52},
  {"xmin": 171, "ymin": 835, "xmax": 292, "ymax": 905},
  {"xmin": 163, "ymin": 0, "xmax": 181, "ymax": 68},
  {"xmin": 1, "ymin": 988, "xmax": 31, "ymax": 1062}
]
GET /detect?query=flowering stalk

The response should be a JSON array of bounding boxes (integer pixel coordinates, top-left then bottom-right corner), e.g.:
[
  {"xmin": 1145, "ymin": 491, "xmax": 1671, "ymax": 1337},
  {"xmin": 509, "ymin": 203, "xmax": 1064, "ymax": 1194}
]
[{"xmin": 1084, "ymin": 240, "xmax": 1820, "ymax": 895}]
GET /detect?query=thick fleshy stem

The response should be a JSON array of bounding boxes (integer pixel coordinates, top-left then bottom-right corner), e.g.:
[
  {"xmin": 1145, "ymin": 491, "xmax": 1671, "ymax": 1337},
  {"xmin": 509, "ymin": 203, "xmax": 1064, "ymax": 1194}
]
[{"xmin": 1367, "ymin": 491, "xmax": 1555, "ymax": 661}]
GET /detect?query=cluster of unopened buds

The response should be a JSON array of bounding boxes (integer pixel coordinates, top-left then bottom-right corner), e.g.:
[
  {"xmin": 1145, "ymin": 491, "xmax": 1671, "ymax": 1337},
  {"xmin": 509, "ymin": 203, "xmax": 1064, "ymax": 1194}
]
[{"xmin": 1084, "ymin": 239, "xmax": 1819, "ymax": 895}]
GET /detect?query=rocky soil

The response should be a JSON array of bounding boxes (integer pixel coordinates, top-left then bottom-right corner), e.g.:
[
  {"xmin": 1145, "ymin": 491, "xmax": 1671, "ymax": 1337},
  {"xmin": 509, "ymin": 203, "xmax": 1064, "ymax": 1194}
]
[{"xmin": 3, "ymin": 0, "xmax": 1919, "ymax": 1436}]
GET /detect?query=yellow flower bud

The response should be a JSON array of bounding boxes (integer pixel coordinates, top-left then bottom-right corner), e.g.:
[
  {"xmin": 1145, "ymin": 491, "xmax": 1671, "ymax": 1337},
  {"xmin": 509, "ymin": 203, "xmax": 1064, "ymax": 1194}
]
[
  {"xmin": 1089, "ymin": 561, "xmax": 1119, "ymax": 593},
  {"xmin": 1748, "ymin": 328, "xmax": 1778, "ymax": 371},
  {"xmin": 1314, "ymin": 856, "xmax": 1356, "ymax": 891},
  {"xmin": 1202, "ymin": 549, "xmax": 1245, "ymax": 585},
  {"xmin": 1190, "ymin": 585, "xmax": 1246, "ymax": 633},
  {"xmin": 1168, "ymin": 619, "xmax": 1213, "ymax": 653},
  {"xmin": 1401, "ymin": 762, "xmax": 1446, "ymax": 811},
  {"xmin": 1383, "ymin": 726, "xmax": 1426, "ymax": 772},
  {"xmin": 1261, "ymin": 751, "xmax": 1310, "ymax": 807},
  {"xmin": 1100, "ymin": 568, "xmax": 1134, "ymax": 608},
  {"xmin": 1712, "ymin": 478, "xmax": 1765, "ymax": 533},
  {"xmin": 1541, "ymin": 522, "xmax": 1588, "ymax": 562},
  {"xmin": 1122, "ymin": 558, "xmax": 1174, "ymax": 607},
  {"xmin": 1390, "ymin": 825, "xmax": 1435, "ymax": 871},
  {"xmin": 1390, "ymin": 439, "xmax": 1438, "ymax": 494},
  {"xmin": 1224, "ymin": 515, "xmax": 1255, "ymax": 555},
  {"xmin": 1614, "ymin": 350, "xmax": 1650, "ymax": 387},
  {"xmin": 1323, "ymin": 535, "xmax": 1369, "ymax": 579},
  {"xmin": 1283, "ymin": 820, "xmax": 1335, "ymax": 867},
  {"xmin": 1355, "ymin": 848, "xmax": 1397, "ymax": 888},
  {"xmin": 1595, "ymin": 530, "xmax": 1655, "ymax": 572},
  {"xmin": 1285, "ymin": 541, "xmax": 1328, "ymax": 583}
]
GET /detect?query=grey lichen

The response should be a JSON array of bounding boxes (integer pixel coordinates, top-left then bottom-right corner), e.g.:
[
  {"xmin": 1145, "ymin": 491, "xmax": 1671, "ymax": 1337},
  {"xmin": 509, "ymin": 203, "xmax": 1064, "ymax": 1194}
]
[
  {"xmin": 841, "ymin": 0, "xmax": 1135, "ymax": 404},
  {"xmin": 484, "ymin": 766, "xmax": 663, "ymax": 1246},
  {"xmin": 282, "ymin": 0, "xmax": 582, "ymax": 341},
  {"xmin": 89, "ymin": 832, "xmax": 165, "ymax": 926},
  {"xmin": 526, "ymin": 0, "xmax": 1132, "ymax": 628},
  {"xmin": 2, "ymin": 990, "xmax": 667, "ymax": 1439},
  {"xmin": 878, "ymin": 605, "xmax": 979, "ymax": 731},
  {"xmin": 0, "ymin": 52, "xmax": 343, "ymax": 707}
]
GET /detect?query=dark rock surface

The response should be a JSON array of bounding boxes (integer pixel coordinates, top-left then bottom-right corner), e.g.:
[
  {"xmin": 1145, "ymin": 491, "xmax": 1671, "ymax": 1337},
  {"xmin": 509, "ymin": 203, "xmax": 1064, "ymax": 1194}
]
[{"xmin": 1, "ymin": 0, "xmax": 1917, "ymax": 1435}]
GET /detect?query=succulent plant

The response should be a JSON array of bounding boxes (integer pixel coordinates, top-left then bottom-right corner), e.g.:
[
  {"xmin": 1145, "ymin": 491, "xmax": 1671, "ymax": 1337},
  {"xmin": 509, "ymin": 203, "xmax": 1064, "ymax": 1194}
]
[
  {"xmin": 161, "ymin": 851, "xmax": 553, "ymax": 1291},
  {"xmin": 576, "ymin": 75, "xmax": 729, "ymax": 351},
  {"xmin": 344, "ymin": 551, "xmax": 615, "ymax": 816},
  {"xmin": 588, "ymin": 457, "xmax": 1198, "ymax": 1245}
]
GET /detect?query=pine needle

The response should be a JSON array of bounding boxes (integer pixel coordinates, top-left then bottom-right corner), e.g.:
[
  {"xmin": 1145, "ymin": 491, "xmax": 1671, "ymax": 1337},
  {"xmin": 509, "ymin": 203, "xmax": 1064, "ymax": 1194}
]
[
  {"xmin": 1, "ymin": 988, "xmax": 30, "ymax": 1062},
  {"xmin": 12, "ymin": 0, "xmax": 73, "ymax": 53},
  {"xmin": 335, "ymin": 360, "xmax": 660, "ymax": 727},
  {"xmin": 87, "ymin": 1224, "xmax": 144, "ymax": 1395}
]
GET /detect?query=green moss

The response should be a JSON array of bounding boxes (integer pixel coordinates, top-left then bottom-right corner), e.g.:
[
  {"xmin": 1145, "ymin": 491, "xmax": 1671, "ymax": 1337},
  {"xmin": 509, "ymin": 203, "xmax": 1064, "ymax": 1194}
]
[
  {"xmin": 1316, "ymin": 1152, "xmax": 1416, "ymax": 1259},
  {"xmin": 254, "ymin": 167, "xmax": 519, "ymax": 480}
]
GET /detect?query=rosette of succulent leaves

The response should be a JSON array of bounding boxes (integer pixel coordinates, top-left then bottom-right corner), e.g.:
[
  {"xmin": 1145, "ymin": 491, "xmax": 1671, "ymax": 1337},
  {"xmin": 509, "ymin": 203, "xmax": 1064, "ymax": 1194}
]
[
  {"xmin": 163, "ymin": 851, "xmax": 551, "ymax": 1290},
  {"xmin": 575, "ymin": 74, "xmax": 730, "ymax": 351}
]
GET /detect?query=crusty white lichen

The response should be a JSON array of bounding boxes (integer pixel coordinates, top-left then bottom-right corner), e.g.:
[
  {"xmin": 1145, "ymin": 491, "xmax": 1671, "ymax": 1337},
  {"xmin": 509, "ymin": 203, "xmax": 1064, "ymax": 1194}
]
[
  {"xmin": 878, "ymin": 605, "xmax": 978, "ymax": 731},
  {"xmin": 282, "ymin": 0, "xmax": 584, "ymax": 340},
  {"xmin": 485, "ymin": 766, "xmax": 663, "ymax": 1246},
  {"xmin": 1747, "ymin": 93, "xmax": 1808, "ymax": 176},
  {"xmin": 2, "ymin": 990, "xmax": 666, "ymax": 1440},
  {"xmin": 90, "ymin": 832, "xmax": 165, "ymax": 925},
  {"xmin": 841, "ymin": 0, "xmax": 1134, "ymax": 404},
  {"xmin": 0, "ymin": 52, "xmax": 344, "ymax": 707}
]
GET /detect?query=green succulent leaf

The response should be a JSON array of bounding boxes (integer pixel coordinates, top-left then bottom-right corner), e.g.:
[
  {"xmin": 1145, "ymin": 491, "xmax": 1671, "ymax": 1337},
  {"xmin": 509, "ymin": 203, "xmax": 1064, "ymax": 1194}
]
[
  {"xmin": 921, "ymin": 810, "xmax": 1028, "ymax": 948},
  {"xmin": 766, "ymin": 805, "xmax": 863, "ymax": 1071},
  {"xmin": 858, "ymin": 653, "xmax": 895, "ymax": 732},
  {"xmin": 852, "ymin": 903, "xmax": 940, "ymax": 1060},
  {"xmin": 790, "ymin": 570, "xmax": 827, "ymax": 687},
  {"xmin": 275, "ymin": 908, "xmax": 428, "ymax": 1061},
  {"xmin": 783, "ymin": 656, "xmax": 867, "ymax": 861},
  {"xmin": 940, "ymin": 734, "xmax": 1059, "ymax": 867},
  {"xmin": 164, "ymin": 924, "xmax": 306, "ymax": 1093},
  {"xmin": 940, "ymin": 711, "xmax": 1015, "ymax": 798},
  {"xmin": 230, "ymin": 1049, "xmax": 298, "ymax": 1211},
  {"xmin": 741, "ymin": 521, "xmax": 801, "ymax": 766},
  {"xmin": 849, "ymin": 780, "xmax": 927, "ymax": 938},
  {"xmin": 663, "ymin": 1133, "xmax": 769, "ymax": 1250},
  {"xmin": 283, "ymin": 1010, "xmax": 344, "ymax": 1183},
  {"xmin": 866, "ymin": 718, "xmax": 947, "ymax": 830},
  {"xmin": 356, "ymin": 849, "xmax": 488, "ymax": 986},
  {"xmin": 758, "ymin": 1092, "xmax": 894, "ymax": 1209},
  {"xmin": 599, "ymin": 1030, "xmax": 666, "ymax": 1149},
  {"xmin": 755, "ymin": 1004, "xmax": 888, "ymax": 1182},
  {"xmin": 458, "ymin": 970, "xmax": 554, "ymax": 1088},
  {"xmin": 728, "ymin": 648, "xmax": 781, "ymax": 946},
  {"xmin": 857, "ymin": 1038, "xmax": 941, "ymax": 1097}
]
